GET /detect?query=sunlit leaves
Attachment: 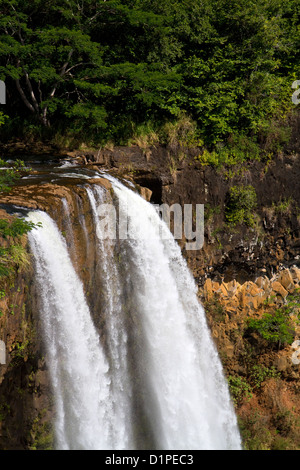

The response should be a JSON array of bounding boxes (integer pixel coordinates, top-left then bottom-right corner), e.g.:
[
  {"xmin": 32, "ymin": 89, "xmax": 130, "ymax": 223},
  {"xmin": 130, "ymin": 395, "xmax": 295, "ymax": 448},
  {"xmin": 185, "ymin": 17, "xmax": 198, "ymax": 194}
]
[{"xmin": 0, "ymin": 0, "xmax": 299, "ymax": 145}]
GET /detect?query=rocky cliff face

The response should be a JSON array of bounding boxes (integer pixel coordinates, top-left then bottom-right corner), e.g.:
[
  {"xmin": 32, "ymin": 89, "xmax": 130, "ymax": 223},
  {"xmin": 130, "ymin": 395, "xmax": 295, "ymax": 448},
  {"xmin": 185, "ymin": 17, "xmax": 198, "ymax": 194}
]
[
  {"xmin": 0, "ymin": 121, "xmax": 299, "ymax": 449},
  {"xmin": 72, "ymin": 134, "xmax": 300, "ymax": 449},
  {"xmin": 0, "ymin": 207, "xmax": 51, "ymax": 449},
  {"xmin": 200, "ymin": 268, "xmax": 300, "ymax": 450},
  {"xmin": 76, "ymin": 140, "xmax": 300, "ymax": 282},
  {"xmin": 0, "ymin": 176, "xmax": 114, "ymax": 449}
]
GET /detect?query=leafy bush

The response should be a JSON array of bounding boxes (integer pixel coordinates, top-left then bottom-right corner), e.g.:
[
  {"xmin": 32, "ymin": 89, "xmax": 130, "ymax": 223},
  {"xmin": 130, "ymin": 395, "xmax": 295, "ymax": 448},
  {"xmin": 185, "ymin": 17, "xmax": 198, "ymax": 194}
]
[
  {"xmin": 0, "ymin": 156, "xmax": 42, "ymax": 278},
  {"xmin": 225, "ymin": 185, "xmax": 257, "ymax": 226},
  {"xmin": 160, "ymin": 114, "xmax": 201, "ymax": 151},
  {"xmin": 0, "ymin": 112, "xmax": 7, "ymax": 127},
  {"xmin": 0, "ymin": 219, "xmax": 42, "ymax": 278},
  {"xmin": 250, "ymin": 365, "xmax": 280, "ymax": 390},
  {"xmin": 247, "ymin": 310, "xmax": 295, "ymax": 348},
  {"xmin": 0, "ymin": 218, "xmax": 41, "ymax": 239},
  {"xmin": 227, "ymin": 375, "xmax": 253, "ymax": 406},
  {"xmin": 0, "ymin": 159, "xmax": 28, "ymax": 192}
]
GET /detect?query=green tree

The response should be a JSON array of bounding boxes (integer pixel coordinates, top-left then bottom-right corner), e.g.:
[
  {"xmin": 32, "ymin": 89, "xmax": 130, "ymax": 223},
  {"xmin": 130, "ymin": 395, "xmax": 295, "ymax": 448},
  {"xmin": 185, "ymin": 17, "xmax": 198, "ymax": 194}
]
[
  {"xmin": 0, "ymin": 0, "xmax": 298, "ymax": 147},
  {"xmin": 0, "ymin": 118, "xmax": 41, "ymax": 278},
  {"xmin": 0, "ymin": 0, "xmax": 105, "ymax": 128}
]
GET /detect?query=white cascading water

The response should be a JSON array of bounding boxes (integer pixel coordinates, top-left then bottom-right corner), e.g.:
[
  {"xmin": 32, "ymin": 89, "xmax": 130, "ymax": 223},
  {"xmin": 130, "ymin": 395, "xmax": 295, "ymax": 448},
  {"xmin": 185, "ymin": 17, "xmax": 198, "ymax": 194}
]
[
  {"xmin": 107, "ymin": 176, "xmax": 242, "ymax": 450},
  {"xmin": 27, "ymin": 210, "xmax": 118, "ymax": 450},
  {"xmin": 86, "ymin": 185, "xmax": 133, "ymax": 449},
  {"xmin": 27, "ymin": 175, "xmax": 242, "ymax": 450}
]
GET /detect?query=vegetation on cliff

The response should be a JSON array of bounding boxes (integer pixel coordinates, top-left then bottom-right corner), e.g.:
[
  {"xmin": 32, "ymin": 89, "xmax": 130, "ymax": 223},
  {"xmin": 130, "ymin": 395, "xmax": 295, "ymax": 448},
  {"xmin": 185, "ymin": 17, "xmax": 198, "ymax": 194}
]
[{"xmin": 0, "ymin": 152, "xmax": 41, "ymax": 279}]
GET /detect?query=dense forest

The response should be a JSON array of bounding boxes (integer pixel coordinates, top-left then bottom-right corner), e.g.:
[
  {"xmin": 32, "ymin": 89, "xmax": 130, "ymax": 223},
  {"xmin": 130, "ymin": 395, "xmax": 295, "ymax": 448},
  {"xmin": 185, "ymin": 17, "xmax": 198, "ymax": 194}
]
[{"xmin": 0, "ymin": 0, "xmax": 299, "ymax": 163}]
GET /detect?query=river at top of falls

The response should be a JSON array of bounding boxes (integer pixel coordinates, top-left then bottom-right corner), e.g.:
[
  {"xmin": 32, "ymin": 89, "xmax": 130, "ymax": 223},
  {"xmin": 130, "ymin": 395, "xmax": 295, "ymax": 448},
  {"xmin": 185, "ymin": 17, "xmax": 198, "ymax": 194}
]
[{"xmin": 25, "ymin": 167, "xmax": 242, "ymax": 450}]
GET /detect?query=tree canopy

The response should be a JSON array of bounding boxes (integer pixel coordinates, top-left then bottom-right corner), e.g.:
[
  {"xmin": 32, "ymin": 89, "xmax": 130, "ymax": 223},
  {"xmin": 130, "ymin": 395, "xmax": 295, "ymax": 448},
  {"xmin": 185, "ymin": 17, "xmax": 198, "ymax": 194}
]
[{"xmin": 0, "ymin": 0, "xmax": 299, "ymax": 151}]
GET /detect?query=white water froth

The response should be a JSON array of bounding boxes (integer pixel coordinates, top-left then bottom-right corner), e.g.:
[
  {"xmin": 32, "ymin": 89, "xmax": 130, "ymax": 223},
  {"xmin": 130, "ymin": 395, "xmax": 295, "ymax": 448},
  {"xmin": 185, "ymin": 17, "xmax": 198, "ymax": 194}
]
[
  {"xmin": 86, "ymin": 186, "xmax": 133, "ymax": 449},
  {"xmin": 27, "ymin": 211, "xmax": 115, "ymax": 450},
  {"xmin": 110, "ymin": 177, "xmax": 242, "ymax": 450}
]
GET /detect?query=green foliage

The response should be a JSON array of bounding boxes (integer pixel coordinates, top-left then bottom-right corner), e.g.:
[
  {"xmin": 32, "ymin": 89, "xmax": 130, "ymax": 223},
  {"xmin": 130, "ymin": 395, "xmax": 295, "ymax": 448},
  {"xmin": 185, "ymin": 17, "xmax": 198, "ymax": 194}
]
[
  {"xmin": 0, "ymin": 249, "xmax": 11, "ymax": 277},
  {"xmin": 225, "ymin": 185, "xmax": 257, "ymax": 226},
  {"xmin": 29, "ymin": 410, "xmax": 54, "ymax": 450},
  {"xmin": 127, "ymin": 121, "xmax": 159, "ymax": 148},
  {"xmin": 227, "ymin": 375, "xmax": 253, "ymax": 406},
  {"xmin": 0, "ymin": 159, "xmax": 28, "ymax": 192},
  {"xmin": 247, "ymin": 309, "xmax": 295, "ymax": 347},
  {"xmin": 285, "ymin": 288, "xmax": 300, "ymax": 317},
  {"xmin": 159, "ymin": 114, "xmax": 202, "ymax": 150},
  {"xmin": 0, "ymin": 216, "xmax": 42, "ymax": 280},
  {"xmin": 195, "ymin": 134, "xmax": 261, "ymax": 167},
  {"xmin": 0, "ymin": 218, "xmax": 41, "ymax": 239},
  {"xmin": 0, "ymin": 218, "xmax": 41, "ymax": 278},
  {"xmin": 239, "ymin": 405, "xmax": 300, "ymax": 450},
  {"xmin": 8, "ymin": 244, "xmax": 31, "ymax": 270},
  {"xmin": 0, "ymin": 112, "xmax": 8, "ymax": 127},
  {"xmin": 0, "ymin": 157, "xmax": 42, "ymax": 278},
  {"xmin": 272, "ymin": 197, "xmax": 293, "ymax": 214},
  {"xmin": 238, "ymin": 410, "xmax": 273, "ymax": 450},
  {"xmin": 0, "ymin": 0, "xmax": 298, "ymax": 148},
  {"xmin": 250, "ymin": 365, "xmax": 280, "ymax": 390},
  {"xmin": 204, "ymin": 204, "xmax": 221, "ymax": 229}
]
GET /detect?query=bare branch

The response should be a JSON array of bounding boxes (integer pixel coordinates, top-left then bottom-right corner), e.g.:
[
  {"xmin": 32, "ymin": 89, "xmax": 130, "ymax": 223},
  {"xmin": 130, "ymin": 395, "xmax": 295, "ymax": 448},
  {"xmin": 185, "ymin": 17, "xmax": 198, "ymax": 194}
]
[
  {"xmin": 22, "ymin": 67, "xmax": 40, "ymax": 113},
  {"xmin": 65, "ymin": 62, "xmax": 93, "ymax": 75},
  {"xmin": 38, "ymin": 79, "xmax": 43, "ymax": 103},
  {"xmin": 15, "ymin": 78, "xmax": 35, "ymax": 113},
  {"xmin": 49, "ymin": 49, "xmax": 74, "ymax": 99}
]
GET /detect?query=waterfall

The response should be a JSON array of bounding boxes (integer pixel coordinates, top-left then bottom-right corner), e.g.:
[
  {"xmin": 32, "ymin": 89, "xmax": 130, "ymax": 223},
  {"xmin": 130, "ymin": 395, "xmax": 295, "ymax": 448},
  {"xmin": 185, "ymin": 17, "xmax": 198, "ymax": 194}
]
[
  {"xmin": 27, "ymin": 176, "xmax": 242, "ymax": 450},
  {"xmin": 86, "ymin": 185, "xmax": 133, "ymax": 449},
  {"xmin": 27, "ymin": 211, "xmax": 120, "ymax": 450},
  {"xmin": 106, "ymin": 176, "xmax": 242, "ymax": 450}
]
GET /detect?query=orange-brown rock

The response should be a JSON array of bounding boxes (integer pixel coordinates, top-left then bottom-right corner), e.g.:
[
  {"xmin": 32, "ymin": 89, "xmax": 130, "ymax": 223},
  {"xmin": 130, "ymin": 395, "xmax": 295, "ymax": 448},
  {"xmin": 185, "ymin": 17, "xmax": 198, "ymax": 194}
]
[
  {"xmin": 88, "ymin": 177, "xmax": 112, "ymax": 191},
  {"xmin": 201, "ymin": 268, "xmax": 298, "ymax": 315},
  {"xmin": 278, "ymin": 269, "xmax": 296, "ymax": 293},
  {"xmin": 290, "ymin": 267, "xmax": 300, "ymax": 284},
  {"xmin": 270, "ymin": 281, "xmax": 288, "ymax": 300},
  {"xmin": 139, "ymin": 186, "xmax": 153, "ymax": 202}
]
